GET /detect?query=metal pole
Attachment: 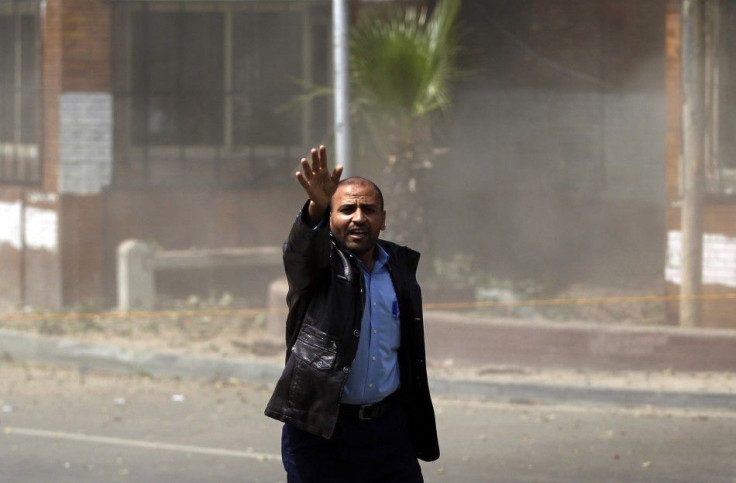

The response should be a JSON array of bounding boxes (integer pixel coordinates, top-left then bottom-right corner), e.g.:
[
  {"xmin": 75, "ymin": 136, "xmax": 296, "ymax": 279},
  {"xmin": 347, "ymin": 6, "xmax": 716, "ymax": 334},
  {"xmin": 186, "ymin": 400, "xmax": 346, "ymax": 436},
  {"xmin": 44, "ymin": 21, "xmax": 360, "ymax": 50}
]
[
  {"xmin": 680, "ymin": 0, "xmax": 706, "ymax": 327},
  {"xmin": 333, "ymin": 0, "xmax": 351, "ymax": 176}
]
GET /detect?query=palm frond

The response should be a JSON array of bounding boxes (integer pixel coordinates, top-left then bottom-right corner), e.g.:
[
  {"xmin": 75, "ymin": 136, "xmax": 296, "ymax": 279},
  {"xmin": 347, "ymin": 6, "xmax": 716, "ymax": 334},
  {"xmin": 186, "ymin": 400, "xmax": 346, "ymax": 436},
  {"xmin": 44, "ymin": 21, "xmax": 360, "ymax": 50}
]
[
  {"xmin": 275, "ymin": 78, "xmax": 333, "ymax": 115},
  {"xmin": 350, "ymin": 0, "xmax": 462, "ymax": 127}
]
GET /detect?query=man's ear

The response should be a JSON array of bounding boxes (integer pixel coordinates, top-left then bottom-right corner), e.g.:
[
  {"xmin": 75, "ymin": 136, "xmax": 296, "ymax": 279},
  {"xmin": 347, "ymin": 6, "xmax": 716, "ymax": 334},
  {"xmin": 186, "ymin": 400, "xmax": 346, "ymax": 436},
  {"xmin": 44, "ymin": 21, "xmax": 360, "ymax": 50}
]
[{"xmin": 381, "ymin": 211, "xmax": 387, "ymax": 231}]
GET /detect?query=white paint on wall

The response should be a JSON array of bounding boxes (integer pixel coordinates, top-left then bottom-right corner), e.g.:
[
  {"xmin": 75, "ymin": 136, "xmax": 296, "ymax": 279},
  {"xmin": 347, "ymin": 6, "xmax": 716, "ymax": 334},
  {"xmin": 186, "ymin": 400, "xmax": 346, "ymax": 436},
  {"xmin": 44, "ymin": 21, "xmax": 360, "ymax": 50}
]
[
  {"xmin": 0, "ymin": 201, "xmax": 22, "ymax": 249},
  {"xmin": 59, "ymin": 92, "xmax": 113, "ymax": 195},
  {"xmin": 666, "ymin": 231, "xmax": 736, "ymax": 288},
  {"xmin": 26, "ymin": 191, "xmax": 58, "ymax": 204},
  {"xmin": 24, "ymin": 207, "xmax": 58, "ymax": 251},
  {"xmin": 0, "ymin": 201, "xmax": 59, "ymax": 252}
]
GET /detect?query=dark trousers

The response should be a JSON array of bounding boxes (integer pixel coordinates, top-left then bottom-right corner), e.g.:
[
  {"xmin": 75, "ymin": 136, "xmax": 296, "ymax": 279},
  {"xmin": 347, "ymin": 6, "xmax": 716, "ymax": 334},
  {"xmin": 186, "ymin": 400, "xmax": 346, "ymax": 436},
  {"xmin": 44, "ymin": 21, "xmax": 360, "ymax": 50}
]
[{"xmin": 281, "ymin": 402, "xmax": 423, "ymax": 483}]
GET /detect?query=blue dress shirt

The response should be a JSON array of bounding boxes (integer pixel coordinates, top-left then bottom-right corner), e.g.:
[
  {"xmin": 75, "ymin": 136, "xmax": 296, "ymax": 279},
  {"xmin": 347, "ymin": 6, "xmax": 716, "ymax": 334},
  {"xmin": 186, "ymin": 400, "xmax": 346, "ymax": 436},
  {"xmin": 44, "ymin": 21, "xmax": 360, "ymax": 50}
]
[{"xmin": 342, "ymin": 245, "xmax": 401, "ymax": 404}]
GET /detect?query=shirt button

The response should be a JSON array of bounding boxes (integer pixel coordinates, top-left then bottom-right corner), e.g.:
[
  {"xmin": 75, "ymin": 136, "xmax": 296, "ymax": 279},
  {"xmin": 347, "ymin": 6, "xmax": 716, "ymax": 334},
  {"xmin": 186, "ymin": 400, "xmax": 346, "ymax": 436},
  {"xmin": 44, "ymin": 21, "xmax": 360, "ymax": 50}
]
[
  {"xmin": 353, "ymin": 329, "xmax": 360, "ymax": 337},
  {"xmin": 343, "ymin": 366, "xmax": 351, "ymax": 374},
  {"xmin": 372, "ymin": 356, "xmax": 376, "ymax": 361},
  {"xmin": 368, "ymin": 384, "xmax": 373, "ymax": 388}
]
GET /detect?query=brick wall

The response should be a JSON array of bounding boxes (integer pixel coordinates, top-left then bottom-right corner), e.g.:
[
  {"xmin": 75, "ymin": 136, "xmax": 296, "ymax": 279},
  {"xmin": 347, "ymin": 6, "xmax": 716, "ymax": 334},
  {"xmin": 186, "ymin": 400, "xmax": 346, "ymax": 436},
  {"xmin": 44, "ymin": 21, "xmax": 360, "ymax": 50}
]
[
  {"xmin": 42, "ymin": 0, "xmax": 62, "ymax": 194},
  {"xmin": 0, "ymin": 188, "xmax": 24, "ymax": 308},
  {"xmin": 24, "ymin": 191, "xmax": 62, "ymax": 309},
  {"xmin": 61, "ymin": 0, "xmax": 110, "ymax": 91},
  {"xmin": 61, "ymin": 194, "xmax": 104, "ymax": 306},
  {"xmin": 53, "ymin": 0, "xmax": 110, "ymax": 306}
]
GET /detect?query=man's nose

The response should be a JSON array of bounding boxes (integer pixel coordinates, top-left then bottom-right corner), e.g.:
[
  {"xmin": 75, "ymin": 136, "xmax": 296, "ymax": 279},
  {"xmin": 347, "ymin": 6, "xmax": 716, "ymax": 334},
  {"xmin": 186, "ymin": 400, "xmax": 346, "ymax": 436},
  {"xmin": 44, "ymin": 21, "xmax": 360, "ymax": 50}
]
[{"xmin": 353, "ymin": 208, "xmax": 365, "ymax": 222}]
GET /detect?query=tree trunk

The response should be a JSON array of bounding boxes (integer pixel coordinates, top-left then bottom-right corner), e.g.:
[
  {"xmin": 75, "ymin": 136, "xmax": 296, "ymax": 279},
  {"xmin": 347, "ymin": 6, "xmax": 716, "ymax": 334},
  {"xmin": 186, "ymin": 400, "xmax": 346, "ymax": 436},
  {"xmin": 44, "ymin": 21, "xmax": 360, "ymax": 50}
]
[{"xmin": 382, "ymin": 121, "xmax": 433, "ymax": 255}]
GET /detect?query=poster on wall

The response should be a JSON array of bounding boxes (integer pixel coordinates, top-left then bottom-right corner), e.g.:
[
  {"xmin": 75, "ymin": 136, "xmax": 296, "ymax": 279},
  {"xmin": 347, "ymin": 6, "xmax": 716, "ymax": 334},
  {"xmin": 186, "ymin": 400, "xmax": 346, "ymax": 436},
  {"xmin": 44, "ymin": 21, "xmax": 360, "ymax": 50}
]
[
  {"xmin": 59, "ymin": 92, "xmax": 113, "ymax": 195},
  {"xmin": 666, "ymin": 231, "xmax": 736, "ymax": 288},
  {"xmin": 0, "ymin": 200, "xmax": 58, "ymax": 252},
  {"xmin": 0, "ymin": 201, "xmax": 22, "ymax": 249}
]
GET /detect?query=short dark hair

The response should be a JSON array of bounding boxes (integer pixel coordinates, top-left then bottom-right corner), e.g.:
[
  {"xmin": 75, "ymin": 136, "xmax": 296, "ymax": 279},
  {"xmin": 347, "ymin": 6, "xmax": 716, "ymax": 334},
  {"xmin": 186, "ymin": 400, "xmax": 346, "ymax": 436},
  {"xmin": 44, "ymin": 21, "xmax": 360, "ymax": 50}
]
[{"xmin": 336, "ymin": 177, "xmax": 385, "ymax": 211}]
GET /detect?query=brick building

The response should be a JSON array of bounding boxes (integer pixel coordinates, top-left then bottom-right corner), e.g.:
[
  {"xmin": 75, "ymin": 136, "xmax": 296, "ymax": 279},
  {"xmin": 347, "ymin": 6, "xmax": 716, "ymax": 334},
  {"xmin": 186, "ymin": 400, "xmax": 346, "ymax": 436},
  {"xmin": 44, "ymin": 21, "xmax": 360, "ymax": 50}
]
[{"xmin": 1, "ymin": 0, "xmax": 332, "ymax": 309}]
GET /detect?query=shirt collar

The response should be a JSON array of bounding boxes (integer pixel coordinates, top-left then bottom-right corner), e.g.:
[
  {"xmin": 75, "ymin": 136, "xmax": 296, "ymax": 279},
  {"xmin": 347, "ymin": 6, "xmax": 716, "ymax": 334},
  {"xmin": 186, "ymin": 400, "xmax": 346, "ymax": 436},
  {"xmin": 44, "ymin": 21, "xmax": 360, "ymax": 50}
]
[{"xmin": 359, "ymin": 244, "xmax": 389, "ymax": 273}]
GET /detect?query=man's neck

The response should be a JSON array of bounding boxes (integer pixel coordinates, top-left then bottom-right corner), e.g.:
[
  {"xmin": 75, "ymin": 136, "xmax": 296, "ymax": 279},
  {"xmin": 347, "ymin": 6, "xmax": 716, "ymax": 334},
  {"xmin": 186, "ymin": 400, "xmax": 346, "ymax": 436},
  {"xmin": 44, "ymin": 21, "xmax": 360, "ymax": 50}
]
[{"xmin": 358, "ymin": 247, "xmax": 379, "ymax": 272}]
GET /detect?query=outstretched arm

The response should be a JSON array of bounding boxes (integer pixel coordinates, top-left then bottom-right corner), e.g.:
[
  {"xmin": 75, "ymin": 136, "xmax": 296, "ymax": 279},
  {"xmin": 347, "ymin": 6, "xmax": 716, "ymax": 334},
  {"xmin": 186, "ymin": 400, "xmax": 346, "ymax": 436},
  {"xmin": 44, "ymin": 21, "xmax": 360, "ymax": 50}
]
[
  {"xmin": 284, "ymin": 145, "xmax": 343, "ymax": 293},
  {"xmin": 295, "ymin": 145, "xmax": 343, "ymax": 225}
]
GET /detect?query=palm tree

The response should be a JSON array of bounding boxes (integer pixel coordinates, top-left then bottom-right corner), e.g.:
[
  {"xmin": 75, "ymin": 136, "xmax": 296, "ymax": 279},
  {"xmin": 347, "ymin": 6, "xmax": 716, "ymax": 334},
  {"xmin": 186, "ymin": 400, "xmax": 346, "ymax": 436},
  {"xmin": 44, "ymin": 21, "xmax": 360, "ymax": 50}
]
[{"xmin": 350, "ymin": 0, "xmax": 462, "ymax": 249}]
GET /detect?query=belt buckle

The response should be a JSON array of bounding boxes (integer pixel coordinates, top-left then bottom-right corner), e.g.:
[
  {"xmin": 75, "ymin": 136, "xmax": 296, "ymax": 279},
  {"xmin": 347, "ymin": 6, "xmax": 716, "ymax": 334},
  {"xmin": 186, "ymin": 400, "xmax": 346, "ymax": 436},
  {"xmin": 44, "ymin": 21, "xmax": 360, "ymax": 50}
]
[{"xmin": 357, "ymin": 404, "xmax": 373, "ymax": 421}]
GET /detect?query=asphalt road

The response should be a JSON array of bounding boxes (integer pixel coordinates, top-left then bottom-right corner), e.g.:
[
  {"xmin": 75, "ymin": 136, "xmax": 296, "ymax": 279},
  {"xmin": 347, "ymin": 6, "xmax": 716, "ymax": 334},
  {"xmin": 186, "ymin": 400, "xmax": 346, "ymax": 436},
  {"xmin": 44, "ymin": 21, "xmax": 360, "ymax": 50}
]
[{"xmin": 2, "ymin": 362, "xmax": 736, "ymax": 483}]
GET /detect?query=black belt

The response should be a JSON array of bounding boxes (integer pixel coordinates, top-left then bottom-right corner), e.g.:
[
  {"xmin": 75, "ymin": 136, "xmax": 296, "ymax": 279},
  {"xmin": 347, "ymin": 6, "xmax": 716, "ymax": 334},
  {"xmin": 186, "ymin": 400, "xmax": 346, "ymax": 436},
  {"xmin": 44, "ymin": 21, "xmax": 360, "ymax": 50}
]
[{"xmin": 340, "ymin": 392, "xmax": 399, "ymax": 421}]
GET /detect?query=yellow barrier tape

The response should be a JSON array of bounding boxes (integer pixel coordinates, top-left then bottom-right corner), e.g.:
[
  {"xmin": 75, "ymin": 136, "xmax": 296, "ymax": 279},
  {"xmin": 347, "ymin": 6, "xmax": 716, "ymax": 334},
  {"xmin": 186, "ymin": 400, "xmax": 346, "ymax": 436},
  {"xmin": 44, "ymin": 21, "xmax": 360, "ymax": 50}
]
[
  {"xmin": 0, "ymin": 293, "xmax": 734, "ymax": 322},
  {"xmin": 423, "ymin": 292, "xmax": 736, "ymax": 310},
  {"xmin": 0, "ymin": 307, "xmax": 284, "ymax": 323}
]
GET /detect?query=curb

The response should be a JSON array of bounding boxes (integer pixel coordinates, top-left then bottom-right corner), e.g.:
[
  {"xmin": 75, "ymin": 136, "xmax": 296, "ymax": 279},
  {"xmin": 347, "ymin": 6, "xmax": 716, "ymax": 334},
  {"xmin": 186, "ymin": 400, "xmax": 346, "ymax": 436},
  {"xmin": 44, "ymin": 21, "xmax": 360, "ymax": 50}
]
[
  {"xmin": 424, "ymin": 311, "xmax": 736, "ymax": 372},
  {"xmin": 2, "ymin": 328, "xmax": 735, "ymax": 412},
  {"xmin": 428, "ymin": 378, "xmax": 736, "ymax": 411},
  {"xmin": 0, "ymin": 329, "xmax": 282, "ymax": 385}
]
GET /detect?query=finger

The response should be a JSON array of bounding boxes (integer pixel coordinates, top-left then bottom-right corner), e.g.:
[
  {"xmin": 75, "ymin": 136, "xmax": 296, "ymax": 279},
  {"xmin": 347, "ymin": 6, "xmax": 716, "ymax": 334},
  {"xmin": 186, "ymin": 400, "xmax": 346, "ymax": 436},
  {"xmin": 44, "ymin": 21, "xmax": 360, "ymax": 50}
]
[
  {"xmin": 332, "ymin": 165, "xmax": 344, "ymax": 183},
  {"xmin": 296, "ymin": 172, "xmax": 310, "ymax": 191},
  {"xmin": 300, "ymin": 158, "xmax": 313, "ymax": 178},
  {"xmin": 310, "ymin": 148, "xmax": 320, "ymax": 173},
  {"xmin": 319, "ymin": 145, "xmax": 328, "ymax": 171}
]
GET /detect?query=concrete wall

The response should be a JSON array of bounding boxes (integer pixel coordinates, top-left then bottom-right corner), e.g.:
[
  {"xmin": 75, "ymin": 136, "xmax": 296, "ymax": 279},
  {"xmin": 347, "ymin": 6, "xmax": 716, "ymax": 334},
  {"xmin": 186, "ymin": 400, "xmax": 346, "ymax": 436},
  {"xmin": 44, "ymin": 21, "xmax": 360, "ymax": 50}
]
[
  {"xmin": 97, "ymin": 187, "xmax": 303, "ymax": 305},
  {"xmin": 425, "ymin": 0, "xmax": 668, "ymax": 289}
]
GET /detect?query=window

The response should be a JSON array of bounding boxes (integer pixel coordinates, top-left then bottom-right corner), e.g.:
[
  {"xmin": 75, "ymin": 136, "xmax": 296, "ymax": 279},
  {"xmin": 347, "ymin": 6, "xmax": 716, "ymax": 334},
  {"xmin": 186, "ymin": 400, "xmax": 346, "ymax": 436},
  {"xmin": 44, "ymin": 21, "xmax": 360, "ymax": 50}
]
[
  {"xmin": 0, "ymin": 0, "xmax": 41, "ymax": 185},
  {"xmin": 708, "ymin": 0, "xmax": 736, "ymax": 196},
  {"xmin": 112, "ymin": 1, "xmax": 330, "ymax": 188}
]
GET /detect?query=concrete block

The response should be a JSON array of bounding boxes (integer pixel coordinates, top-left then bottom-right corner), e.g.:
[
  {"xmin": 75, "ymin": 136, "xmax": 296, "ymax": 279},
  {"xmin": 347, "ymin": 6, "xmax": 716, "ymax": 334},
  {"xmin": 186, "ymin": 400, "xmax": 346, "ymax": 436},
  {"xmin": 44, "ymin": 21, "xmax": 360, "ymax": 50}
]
[
  {"xmin": 117, "ymin": 239, "xmax": 154, "ymax": 312},
  {"xmin": 267, "ymin": 277, "xmax": 289, "ymax": 339}
]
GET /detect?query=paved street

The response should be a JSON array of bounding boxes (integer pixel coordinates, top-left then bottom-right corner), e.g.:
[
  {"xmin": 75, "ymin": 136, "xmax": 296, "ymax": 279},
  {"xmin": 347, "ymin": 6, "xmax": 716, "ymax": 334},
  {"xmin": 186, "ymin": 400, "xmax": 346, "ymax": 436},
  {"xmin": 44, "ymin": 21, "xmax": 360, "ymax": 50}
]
[{"xmin": 2, "ymin": 362, "xmax": 736, "ymax": 483}]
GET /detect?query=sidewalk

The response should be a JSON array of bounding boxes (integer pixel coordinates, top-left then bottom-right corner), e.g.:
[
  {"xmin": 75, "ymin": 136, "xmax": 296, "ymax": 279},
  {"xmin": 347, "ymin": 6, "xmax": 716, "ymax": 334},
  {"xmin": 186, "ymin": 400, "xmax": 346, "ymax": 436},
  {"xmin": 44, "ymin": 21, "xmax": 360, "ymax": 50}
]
[{"xmin": 1, "ymin": 310, "xmax": 736, "ymax": 411}]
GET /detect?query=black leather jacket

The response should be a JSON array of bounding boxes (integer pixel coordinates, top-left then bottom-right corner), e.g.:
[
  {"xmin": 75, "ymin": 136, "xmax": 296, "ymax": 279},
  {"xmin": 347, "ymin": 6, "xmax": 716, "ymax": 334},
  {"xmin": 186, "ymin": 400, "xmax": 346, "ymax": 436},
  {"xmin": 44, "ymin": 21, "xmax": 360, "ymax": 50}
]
[{"xmin": 264, "ymin": 203, "xmax": 440, "ymax": 462}]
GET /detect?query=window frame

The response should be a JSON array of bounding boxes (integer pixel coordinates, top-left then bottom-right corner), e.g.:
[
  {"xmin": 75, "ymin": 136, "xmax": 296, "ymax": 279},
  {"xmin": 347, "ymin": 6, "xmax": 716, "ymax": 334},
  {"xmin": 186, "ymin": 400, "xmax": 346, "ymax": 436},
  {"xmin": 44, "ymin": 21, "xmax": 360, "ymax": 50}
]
[
  {"xmin": 705, "ymin": 0, "xmax": 736, "ymax": 199},
  {"xmin": 112, "ymin": 1, "xmax": 331, "ymax": 188},
  {"xmin": 0, "ymin": 0, "xmax": 42, "ymax": 186}
]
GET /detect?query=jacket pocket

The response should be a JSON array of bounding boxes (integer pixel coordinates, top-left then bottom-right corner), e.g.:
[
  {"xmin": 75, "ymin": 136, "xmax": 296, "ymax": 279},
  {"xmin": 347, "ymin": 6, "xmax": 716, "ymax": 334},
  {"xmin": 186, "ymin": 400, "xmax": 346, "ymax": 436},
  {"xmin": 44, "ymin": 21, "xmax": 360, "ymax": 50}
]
[{"xmin": 290, "ymin": 323, "xmax": 337, "ymax": 371}]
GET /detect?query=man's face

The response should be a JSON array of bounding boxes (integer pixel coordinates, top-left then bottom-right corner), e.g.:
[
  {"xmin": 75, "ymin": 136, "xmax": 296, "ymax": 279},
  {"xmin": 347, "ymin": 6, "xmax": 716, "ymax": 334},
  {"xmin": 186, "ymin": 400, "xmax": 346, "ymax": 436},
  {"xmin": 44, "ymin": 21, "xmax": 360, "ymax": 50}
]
[{"xmin": 330, "ymin": 182, "xmax": 386, "ymax": 264}]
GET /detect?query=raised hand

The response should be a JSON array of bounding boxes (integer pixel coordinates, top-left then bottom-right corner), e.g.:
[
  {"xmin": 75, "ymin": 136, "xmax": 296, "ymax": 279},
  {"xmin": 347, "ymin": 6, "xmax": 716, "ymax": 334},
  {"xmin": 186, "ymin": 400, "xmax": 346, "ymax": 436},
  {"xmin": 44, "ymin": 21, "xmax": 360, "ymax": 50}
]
[{"xmin": 295, "ymin": 145, "xmax": 343, "ymax": 223}]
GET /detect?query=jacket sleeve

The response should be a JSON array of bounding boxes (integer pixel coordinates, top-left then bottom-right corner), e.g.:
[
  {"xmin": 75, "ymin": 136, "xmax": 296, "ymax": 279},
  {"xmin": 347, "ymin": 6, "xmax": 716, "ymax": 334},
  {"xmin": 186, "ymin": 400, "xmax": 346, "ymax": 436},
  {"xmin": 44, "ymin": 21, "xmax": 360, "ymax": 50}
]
[{"xmin": 283, "ymin": 200, "xmax": 331, "ymax": 295}]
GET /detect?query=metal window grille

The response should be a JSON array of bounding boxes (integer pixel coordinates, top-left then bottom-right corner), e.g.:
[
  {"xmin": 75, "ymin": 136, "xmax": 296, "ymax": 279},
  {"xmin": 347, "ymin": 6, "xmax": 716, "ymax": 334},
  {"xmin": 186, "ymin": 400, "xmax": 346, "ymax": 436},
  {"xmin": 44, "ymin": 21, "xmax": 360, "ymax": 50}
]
[
  {"xmin": 0, "ymin": 0, "xmax": 42, "ymax": 185},
  {"xmin": 111, "ymin": 1, "xmax": 330, "ymax": 188},
  {"xmin": 707, "ymin": 0, "xmax": 736, "ymax": 196}
]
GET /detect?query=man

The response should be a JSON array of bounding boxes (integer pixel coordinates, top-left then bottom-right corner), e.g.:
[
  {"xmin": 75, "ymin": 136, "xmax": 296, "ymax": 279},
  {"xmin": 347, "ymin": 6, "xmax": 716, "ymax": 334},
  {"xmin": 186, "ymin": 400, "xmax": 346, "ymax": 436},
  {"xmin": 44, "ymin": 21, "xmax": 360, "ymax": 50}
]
[{"xmin": 264, "ymin": 145, "xmax": 439, "ymax": 482}]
